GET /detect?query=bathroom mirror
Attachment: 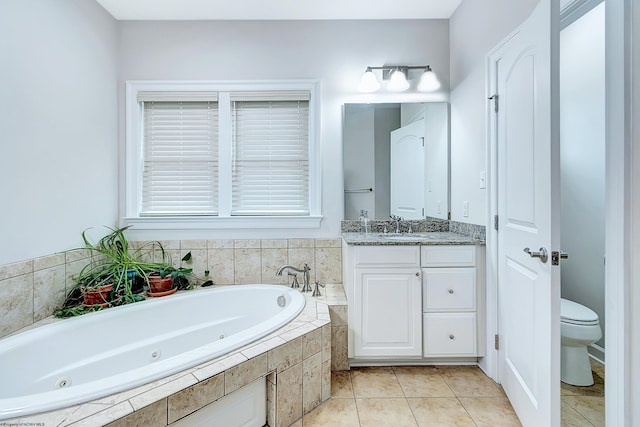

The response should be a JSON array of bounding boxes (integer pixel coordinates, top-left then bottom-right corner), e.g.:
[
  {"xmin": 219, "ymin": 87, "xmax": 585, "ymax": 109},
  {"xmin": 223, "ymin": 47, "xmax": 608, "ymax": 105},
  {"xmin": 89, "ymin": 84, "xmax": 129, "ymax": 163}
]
[{"xmin": 343, "ymin": 102, "xmax": 450, "ymax": 220}]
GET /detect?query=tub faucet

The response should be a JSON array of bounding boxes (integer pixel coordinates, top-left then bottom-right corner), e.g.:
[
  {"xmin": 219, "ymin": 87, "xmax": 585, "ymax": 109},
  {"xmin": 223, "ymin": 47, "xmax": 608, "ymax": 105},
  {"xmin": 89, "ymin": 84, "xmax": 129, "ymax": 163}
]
[{"xmin": 276, "ymin": 264, "xmax": 312, "ymax": 292}]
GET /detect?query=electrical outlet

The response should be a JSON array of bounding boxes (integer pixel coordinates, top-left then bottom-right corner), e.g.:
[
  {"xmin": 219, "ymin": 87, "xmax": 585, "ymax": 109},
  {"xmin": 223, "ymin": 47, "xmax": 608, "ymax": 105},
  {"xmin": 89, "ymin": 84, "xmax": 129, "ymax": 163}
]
[{"xmin": 463, "ymin": 201, "xmax": 469, "ymax": 217}]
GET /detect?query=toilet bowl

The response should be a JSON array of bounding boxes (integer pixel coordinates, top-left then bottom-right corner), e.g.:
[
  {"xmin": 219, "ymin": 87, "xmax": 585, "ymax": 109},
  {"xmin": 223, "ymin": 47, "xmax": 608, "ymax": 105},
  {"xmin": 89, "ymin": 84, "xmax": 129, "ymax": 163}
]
[{"xmin": 561, "ymin": 298, "xmax": 602, "ymax": 386}]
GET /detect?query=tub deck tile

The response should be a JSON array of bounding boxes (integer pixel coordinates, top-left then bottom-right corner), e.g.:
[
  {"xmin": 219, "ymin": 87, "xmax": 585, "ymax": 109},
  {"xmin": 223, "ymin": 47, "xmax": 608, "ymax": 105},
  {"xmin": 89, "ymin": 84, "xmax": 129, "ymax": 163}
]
[
  {"xmin": 129, "ymin": 374, "xmax": 198, "ymax": 411},
  {"xmin": 65, "ymin": 401, "xmax": 134, "ymax": 427},
  {"xmin": 241, "ymin": 336, "xmax": 286, "ymax": 360},
  {"xmin": 60, "ymin": 402, "xmax": 113, "ymax": 426},
  {"xmin": 192, "ymin": 352, "xmax": 248, "ymax": 382}
]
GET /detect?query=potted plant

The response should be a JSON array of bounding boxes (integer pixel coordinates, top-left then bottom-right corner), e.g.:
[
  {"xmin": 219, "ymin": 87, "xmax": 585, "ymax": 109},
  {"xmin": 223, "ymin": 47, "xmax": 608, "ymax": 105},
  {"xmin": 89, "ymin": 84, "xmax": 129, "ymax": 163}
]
[{"xmin": 146, "ymin": 252, "xmax": 194, "ymax": 296}]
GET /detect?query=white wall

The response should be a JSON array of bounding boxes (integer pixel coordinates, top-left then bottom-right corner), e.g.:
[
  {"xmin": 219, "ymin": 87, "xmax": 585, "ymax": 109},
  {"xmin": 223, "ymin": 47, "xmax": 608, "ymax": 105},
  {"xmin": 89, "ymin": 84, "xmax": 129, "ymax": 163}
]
[
  {"xmin": 559, "ymin": 3, "xmax": 605, "ymax": 349},
  {"xmin": 449, "ymin": 0, "xmax": 539, "ymax": 225},
  {"xmin": 118, "ymin": 20, "xmax": 450, "ymax": 240},
  {"xmin": 0, "ymin": 0, "xmax": 119, "ymax": 265}
]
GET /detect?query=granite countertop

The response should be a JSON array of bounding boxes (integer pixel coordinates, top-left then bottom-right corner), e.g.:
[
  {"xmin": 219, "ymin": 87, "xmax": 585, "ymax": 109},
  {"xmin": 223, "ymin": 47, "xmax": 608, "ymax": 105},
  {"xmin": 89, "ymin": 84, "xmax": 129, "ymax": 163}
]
[{"xmin": 341, "ymin": 231, "xmax": 485, "ymax": 246}]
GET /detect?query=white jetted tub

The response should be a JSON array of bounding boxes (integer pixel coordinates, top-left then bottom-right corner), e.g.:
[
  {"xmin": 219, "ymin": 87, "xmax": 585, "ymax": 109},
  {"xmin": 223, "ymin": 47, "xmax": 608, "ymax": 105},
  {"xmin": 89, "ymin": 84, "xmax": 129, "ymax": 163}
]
[{"xmin": 0, "ymin": 284, "xmax": 305, "ymax": 420}]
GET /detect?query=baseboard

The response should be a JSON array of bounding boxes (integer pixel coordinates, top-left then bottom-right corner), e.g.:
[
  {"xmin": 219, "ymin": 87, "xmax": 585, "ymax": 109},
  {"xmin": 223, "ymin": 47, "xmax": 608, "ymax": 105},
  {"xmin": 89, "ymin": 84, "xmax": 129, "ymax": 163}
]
[{"xmin": 588, "ymin": 343, "xmax": 605, "ymax": 365}]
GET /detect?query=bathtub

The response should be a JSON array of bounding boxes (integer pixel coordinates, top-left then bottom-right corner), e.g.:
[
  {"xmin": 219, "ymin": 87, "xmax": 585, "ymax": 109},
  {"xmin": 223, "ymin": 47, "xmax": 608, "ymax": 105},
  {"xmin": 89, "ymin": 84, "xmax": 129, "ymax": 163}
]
[{"xmin": 0, "ymin": 284, "xmax": 305, "ymax": 420}]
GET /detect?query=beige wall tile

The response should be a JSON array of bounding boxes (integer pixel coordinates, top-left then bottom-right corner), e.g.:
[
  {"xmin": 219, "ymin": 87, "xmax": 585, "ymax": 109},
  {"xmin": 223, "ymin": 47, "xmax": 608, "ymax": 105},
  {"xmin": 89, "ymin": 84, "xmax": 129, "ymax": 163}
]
[
  {"xmin": 276, "ymin": 363, "xmax": 303, "ymax": 427},
  {"xmin": 288, "ymin": 239, "xmax": 315, "ymax": 248},
  {"xmin": 261, "ymin": 248, "xmax": 288, "ymax": 285},
  {"xmin": 302, "ymin": 352, "xmax": 322, "ymax": 414},
  {"xmin": 33, "ymin": 265, "xmax": 66, "ymax": 322},
  {"xmin": 0, "ymin": 274, "xmax": 34, "ymax": 337},
  {"xmin": 0, "ymin": 259, "xmax": 32, "ymax": 281},
  {"xmin": 315, "ymin": 247, "xmax": 342, "ymax": 283},
  {"xmin": 331, "ymin": 325, "xmax": 349, "ymax": 371},
  {"xmin": 329, "ymin": 305, "xmax": 348, "ymax": 326},
  {"xmin": 314, "ymin": 239, "xmax": 341, "ymax": 248},
  {"xmin": 321, "ymin": 360, "xmax": 332, "ymax": 402},
  {"xmin": 225, "ymin": 353, "xmax": 267, "ymax": 394},
  {"xmin": 130, "ymin": 375, "xmax": 198, "ymax": 411},
  {"xmin": 303, "ymin": 328, "xmax": 323, "ymax": 359},
  {"xmin": 65, "ymin": 248, "xmax": 91, "ymax": 264},
  {"xmin": 156, "ymin": 240, "xmax": 180, "ymax": 250},
  {"xmin": 267, "ymin": 373, "xmax": 277, "ymax": 427},
  {"xmin": 167, "ymin": 374, "xmax": 224, "ymax": 423},
  {"xmin": 106, "ymin": 399, "xmax": 167, "ymax": 427},
  {"xmin": 234, "ymin": 248, "xmax": 261, "ymax": 284},
  {"xmin": 288, "ymin": 248, "xmax": 315, "ymax": 282},
  {"xmin": 33, "ymin": 253, "xmax": 65, "ymax": 271},
  {"xmin": 177, "ymin": 249, "xmax": 207, "ymax": 283},
  {"xmin": 268, "ymin": 337, "xmax": 303, "ymax": 372},
  {"xmin": 207, "ymin": 239, "xmax": 234, "ymax": 249},
  {"xmin": 321, "ymin": 324, "xmax": 332, "ymax": 363},
  {"xmin": 261, "ymin": 239, "xmax": 288, "ymax": 249},
  {"xmin": 234, "ymin": 239, "xmax": 260, "ymax": 249},
  {"xmin": 192, "ymin": 353, "xmax": 248, "ymax": 382},
  {"xmin": 207, "ymin": 249, "xmax": 235, "ymax": 285},
  {"xmin": 179, "ymin": 240, "xmax": 207, "ymax": 250}
]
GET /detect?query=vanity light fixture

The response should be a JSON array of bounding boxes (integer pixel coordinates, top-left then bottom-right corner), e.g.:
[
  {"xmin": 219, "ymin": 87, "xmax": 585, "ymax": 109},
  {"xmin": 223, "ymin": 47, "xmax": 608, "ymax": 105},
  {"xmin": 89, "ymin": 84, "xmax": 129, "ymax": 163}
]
[{"xmin": 358, "ymin": 65, "xmax": 441, "ymax": 93}]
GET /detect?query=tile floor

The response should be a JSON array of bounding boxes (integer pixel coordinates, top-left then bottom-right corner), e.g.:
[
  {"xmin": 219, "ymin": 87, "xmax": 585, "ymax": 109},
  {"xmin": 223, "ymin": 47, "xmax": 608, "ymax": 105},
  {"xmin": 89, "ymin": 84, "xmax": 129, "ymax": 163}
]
[
  {"xmin": 293, "ymin": 360, "xmax": 606, "ymax": 427},
  {"xmin": 561, "ymin": 359, "xmax": 605, "ymax": 427},
  {"xmin": 293, "ymin": 366, "xmax": 521, "ymax": 427}
]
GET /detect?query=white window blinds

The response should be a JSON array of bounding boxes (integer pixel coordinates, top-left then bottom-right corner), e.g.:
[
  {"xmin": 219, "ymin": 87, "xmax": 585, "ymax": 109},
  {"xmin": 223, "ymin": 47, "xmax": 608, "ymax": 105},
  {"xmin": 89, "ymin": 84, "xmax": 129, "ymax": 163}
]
[
  {"xmin": 141, "ymin": 98, "xmax": 219, "ymax": 215},
  {"xmin": 231, "ymin": 92, "xmax": 310, "ymax": 215}
]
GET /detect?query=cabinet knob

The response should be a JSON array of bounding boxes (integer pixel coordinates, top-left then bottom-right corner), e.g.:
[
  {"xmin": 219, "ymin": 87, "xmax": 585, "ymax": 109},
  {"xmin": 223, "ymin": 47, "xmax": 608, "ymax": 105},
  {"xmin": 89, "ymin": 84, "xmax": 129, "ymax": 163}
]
[
  {"xmin": 415, "ymin": 272, "xmax": 420, "ymax": 277},
  {"xmin": 449, "ymin": 334, "xmax": 455, "ymax": 340},
  {"xmin": 448, "ymin": 289, "xmax": 454, "ymax": 294}
]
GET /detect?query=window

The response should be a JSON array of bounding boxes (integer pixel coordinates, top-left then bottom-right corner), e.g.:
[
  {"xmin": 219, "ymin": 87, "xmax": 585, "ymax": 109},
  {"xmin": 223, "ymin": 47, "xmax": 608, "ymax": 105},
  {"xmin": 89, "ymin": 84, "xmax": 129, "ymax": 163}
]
[{"xmin": 124, "ymin": 81, "xmax": 321, "ymax": 230}]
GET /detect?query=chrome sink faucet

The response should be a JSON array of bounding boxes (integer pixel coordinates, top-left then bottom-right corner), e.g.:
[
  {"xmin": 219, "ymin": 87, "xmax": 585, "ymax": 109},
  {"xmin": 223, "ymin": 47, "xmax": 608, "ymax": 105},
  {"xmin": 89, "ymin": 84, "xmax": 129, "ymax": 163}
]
[
  {"xmin": 276, "ymin": 264, "xmax": 312, "ymax": 292},
  {"xmin": 389, "ymin": 215, "xmax": 403, "ymax": 233}
]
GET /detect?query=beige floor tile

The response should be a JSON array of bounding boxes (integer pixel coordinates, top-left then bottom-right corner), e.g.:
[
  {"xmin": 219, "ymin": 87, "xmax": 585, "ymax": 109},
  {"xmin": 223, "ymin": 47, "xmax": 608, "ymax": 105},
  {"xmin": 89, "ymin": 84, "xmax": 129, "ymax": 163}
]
[
  {"xmin": 302, "ymin": 398, "xmax": 360, "ymax": 427},
  {"xmin": 356, "ymin": 398, "xmax": 418, "ymax": 427},
  {"xmin": 332, "ymin": 371, "xmax": 354, "ymax": 398},
  {"xmin": 290, "ymin": 420, "xmax": 303, "ymax": 427},
  {"xmin": 562, "ymin": 396, "xmax": 605, "ymax": 427},
  {"xmin": 589, "ymin": 359, "xmax": 605, "ymax": 381},
  {"xmin": 407, "ymin": 397, "xmax": 476, "ymax": 427},
  {"xmin": 440, "ymin": 367, "xmax": 503, "ymax": 397},
  {"xmin": 396, "ymin": 373, "xmax": 455, "ymax": 398},
  {"xmin": 351, "ymin": 368, "xmax": 404, "ymax": 398},
  {"xmin": 393, "ymin": 366, "xmax": 440, "ymax": 376},
  {"xmin": 459, "ymin": 396, "xmax": 522, "ymax": 427},
  {"xmin": 561, "ymin": 400, "xmax": 595, "ymax": 427}
]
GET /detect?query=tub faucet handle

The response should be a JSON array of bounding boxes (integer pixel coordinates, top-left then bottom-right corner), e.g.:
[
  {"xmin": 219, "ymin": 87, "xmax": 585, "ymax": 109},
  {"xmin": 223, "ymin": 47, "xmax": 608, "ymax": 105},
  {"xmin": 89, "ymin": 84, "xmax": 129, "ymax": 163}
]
[{"xmin": 312, "ymin": 281, "xmax": 325, "ymax": 297}]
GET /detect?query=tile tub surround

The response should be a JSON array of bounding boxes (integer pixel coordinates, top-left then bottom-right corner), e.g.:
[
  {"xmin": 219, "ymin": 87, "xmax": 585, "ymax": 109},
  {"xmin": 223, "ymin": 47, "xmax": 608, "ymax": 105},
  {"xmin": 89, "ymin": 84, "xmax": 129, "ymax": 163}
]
[
  {"xmin": 4, "ymin": 289, "xmax": 339, "ymax": 427},
  {"xmin": 0, "ymin": 238, "xmax": 342, "ymax": 339}
]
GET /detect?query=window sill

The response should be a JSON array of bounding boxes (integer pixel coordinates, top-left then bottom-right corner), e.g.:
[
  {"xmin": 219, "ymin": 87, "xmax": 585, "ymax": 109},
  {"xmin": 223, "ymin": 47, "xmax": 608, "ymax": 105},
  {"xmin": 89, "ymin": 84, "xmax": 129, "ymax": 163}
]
[{"xmin": 121, "ymin": 215, "xmax": 323, "ymax": 230}]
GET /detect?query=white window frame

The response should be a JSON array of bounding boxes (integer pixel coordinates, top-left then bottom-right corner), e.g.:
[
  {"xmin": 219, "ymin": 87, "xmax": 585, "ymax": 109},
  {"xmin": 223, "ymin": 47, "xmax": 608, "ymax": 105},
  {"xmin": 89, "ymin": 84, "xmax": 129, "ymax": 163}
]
[{"xmin": 123, "ymin": 80, "xmax": 322, "ymax": 230}]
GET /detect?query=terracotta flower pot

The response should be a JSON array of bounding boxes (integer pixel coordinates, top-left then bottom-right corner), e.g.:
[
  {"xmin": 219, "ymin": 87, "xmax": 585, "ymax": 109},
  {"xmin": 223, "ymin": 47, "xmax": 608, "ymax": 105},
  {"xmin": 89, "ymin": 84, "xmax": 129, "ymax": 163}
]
[
  {"xmin": 148, "ymin": 274, "xmax": 174, "ymax": 293},
  {"xmin": 81, "ymin": 284, "xmax": 114, "ymax": 306}
]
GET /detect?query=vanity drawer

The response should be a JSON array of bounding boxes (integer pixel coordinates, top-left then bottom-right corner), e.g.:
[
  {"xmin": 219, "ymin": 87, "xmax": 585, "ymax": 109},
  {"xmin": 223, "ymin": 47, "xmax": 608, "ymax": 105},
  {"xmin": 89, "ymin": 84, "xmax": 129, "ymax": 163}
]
[
  {"xmin": 421, "ymin": 245, "xmax": 475, "ymax": 267},
  {"xmin": 355, "ymin": 246, "xmax": 420, "ymax": 267},
  {"xmin": 423, "ymin": 313, "xmax": 476, "ymax": 356},
  {"xmin": 422, "ymin": 268, "xmax": 476, "ymax": 311}
]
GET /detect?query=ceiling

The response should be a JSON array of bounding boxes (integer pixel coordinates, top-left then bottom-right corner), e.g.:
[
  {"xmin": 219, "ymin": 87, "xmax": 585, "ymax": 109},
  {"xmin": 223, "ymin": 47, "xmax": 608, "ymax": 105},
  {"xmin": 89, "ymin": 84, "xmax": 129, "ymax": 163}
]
[{"xmin": 95, "ymin": 0, "xmax": 464, "ymax": 20}]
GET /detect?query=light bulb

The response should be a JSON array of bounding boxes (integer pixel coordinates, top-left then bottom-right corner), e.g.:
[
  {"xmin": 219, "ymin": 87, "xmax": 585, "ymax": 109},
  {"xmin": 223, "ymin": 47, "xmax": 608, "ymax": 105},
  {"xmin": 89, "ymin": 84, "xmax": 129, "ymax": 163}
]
[
  {"xmin": 358, "ymin": 69, "xmax": 380, "ymax": 93},
  {"xmin": 387, "ymin": 69, "xmax": 409, "ymax": 92},
  {"xmin": 418, "ymin": 67, "xmax": 441, "ymax": 92}
]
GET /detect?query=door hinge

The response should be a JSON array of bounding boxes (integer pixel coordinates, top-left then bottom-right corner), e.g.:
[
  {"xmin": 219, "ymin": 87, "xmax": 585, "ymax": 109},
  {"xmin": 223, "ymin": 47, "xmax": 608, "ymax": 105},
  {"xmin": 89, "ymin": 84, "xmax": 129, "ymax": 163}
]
[
  {"xmin": 494, "ymin": 215, "xmax": 499, "ymax": 231},
  {"xmin": 420, "ymin": 136, "xmax": 425, "ymax": 147},
  {"xmin": 488, "ymin": 94, "xmax": 499, "ymax": 112},
  {"xmin": 422, "ymin": 207, "xmax": 425, "ymax": 216},
  {"xmin": 494, "ymin": 334, "xmax": 500, "ymax": 350}
]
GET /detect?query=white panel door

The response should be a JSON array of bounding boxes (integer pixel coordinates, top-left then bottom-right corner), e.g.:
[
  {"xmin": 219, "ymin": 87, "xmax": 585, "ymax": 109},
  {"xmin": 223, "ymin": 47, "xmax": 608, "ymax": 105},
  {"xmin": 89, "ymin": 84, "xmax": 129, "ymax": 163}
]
[
  {"xmin": 491, "ymin": 0, "xmax": 560, "ymax": 425},
  {"xmin": 390, "ymin": 120, "xmax": 425, "ymax": 219},
  {"xmin": 354, "ymin": 268, "xmax": 422, "ymax": 357}
]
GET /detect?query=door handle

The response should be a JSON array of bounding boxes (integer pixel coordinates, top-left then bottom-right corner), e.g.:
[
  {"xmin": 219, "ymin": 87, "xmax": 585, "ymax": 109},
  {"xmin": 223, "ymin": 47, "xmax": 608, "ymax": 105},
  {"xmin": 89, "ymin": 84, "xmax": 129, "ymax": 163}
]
[{"xmin": 523, "ymin": 247, "xmax": 548, "ymax": 263}]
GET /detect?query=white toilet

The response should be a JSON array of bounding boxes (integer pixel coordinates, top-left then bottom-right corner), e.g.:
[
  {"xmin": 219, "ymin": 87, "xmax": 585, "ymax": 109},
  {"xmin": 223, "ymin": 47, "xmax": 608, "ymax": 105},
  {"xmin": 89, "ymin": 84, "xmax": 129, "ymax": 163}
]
[{"xmin": 560, "ymin": 298, "xmax": 602, "ymax": 386}]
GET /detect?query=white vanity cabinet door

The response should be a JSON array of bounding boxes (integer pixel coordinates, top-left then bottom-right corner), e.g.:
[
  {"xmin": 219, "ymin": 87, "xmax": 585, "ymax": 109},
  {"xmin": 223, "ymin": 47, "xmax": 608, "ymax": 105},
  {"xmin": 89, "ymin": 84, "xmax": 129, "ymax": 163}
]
[{"xmin": 353, "ymin": 268, "xmax": 422, "ymax": 357}]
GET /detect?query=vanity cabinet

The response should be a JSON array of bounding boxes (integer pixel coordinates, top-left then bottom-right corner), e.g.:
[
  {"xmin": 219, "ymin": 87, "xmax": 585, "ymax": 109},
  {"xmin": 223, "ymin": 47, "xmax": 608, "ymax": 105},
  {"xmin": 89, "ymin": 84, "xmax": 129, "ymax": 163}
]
[
  {"xmin": 421, "ymin": 245, "xmax": 479, "ymax": 357},
  {"xmin": 348, "ymin": 246, "xmax": 422, "ymax": 358},
  {"xmin": 344, "ymin": 240, "xmax": 485, "ymax": 362}
]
